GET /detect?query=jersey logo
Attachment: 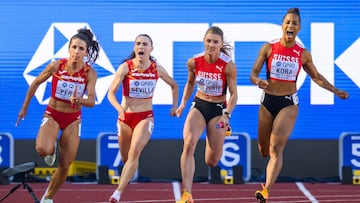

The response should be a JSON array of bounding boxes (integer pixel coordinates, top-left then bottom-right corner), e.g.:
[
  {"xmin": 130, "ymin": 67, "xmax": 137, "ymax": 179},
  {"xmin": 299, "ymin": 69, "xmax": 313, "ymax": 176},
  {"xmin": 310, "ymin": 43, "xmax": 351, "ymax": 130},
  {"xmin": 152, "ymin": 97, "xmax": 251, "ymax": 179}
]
[
  {"xmin": 59, "ymin": 70, "xmax": 67, "ymax": 75},
  {"xmin": 293, "ymin": 49, "xmax": 301, "ymax": 57},
  {"xmin": 216, "ymin": 103, "xmax": 224, "ymax": 109},
  {"xmin": 216, "ymin": 65, "xmax": 223, "ymax": 72},
  {"xmin": 23, "ymin": 23, "xmax": 115, "ymax": 105},
  {"xmin": 285, "ymin": 95, "xmax": 292, "ymax": 101}
]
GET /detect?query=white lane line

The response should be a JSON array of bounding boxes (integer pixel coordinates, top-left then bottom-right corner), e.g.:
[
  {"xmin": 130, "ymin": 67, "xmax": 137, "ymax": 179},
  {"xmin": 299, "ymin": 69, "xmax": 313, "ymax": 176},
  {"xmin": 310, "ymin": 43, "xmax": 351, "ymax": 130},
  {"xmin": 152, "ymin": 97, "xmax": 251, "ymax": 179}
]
[
  {"xmin": 296, "ymin": 182, "xmax": 318, "ymax": 203},
  {"xmin": 172, "ymin": 181, "xmax": 181, "ymax": 201}
]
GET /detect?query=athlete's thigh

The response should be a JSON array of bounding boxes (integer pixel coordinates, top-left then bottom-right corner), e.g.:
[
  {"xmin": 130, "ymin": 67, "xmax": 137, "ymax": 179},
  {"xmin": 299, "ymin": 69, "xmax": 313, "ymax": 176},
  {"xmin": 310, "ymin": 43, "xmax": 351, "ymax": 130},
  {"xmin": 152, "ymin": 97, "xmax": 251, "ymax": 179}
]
[
  {"xmin": 205, "ymin": 116, "xmax": 225, "ymax": 157},
  {"xmin": 117, "ymin": 121, "xmax": 133, "ymax": 162},
  {"xmin": 183, "ymin": 108, "xmax": 206, "ymax": 144},
  {"xmin": 36, "ymin": 116, "xmax": 60, "ymax": 152},
  {"xmin": 272, "ymin": 105, "xmax": 298, "ymax": 140},
  {"xmin": 257, "ymin": 105, "xmax": 273, "ymax": 145},
  {"xmin": 130, "ymin": 118, "xmax": 154, "ymax": 154},
  {"xmin": 58, "ymin": 119, "xmax": 81, "ymax": 166}
]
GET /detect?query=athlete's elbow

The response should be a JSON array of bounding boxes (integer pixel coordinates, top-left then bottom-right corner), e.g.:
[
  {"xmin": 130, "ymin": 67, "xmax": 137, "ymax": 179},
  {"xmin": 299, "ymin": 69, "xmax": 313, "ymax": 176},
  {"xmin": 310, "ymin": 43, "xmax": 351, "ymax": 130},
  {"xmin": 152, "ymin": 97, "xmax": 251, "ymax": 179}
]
[
  {"xmin": 89, "ymin": 100, "xmax": 96, "ymax": 107},
  {"xmin": 172, "ymin": 84, "xmax": 179, "ymax": 93},
  {"xmin": 88, "ymin": 103, "xmax": 95, "ymax": 108},
  {"xmin": 85, "ymin": 98, "xmax": 96, "ymax": 107},
  {"xmin": 170, "ymin": 81, "xmax": 178, "ymax": 89},
  {"xmin": 107, "ymin": 90, "xmax": 116, "ymax": 102},
  {"xmin": 230, "ymin": 92, "xmax": 238, "ymax": 103}
]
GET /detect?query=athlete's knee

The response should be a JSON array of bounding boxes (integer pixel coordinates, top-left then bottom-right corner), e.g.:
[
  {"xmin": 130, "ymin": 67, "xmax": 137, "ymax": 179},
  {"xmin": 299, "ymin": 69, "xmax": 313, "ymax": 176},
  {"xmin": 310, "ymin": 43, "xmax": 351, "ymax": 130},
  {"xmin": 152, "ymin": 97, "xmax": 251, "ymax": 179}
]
[
  {"xmin": 120, "ymin": 150, "xmax": 129, "ymax": 163},
  {"xmin": 259, "ymin": 151, "xmax": 269, "ymax": 158},
  {"xmin": 269, "ymin": 143, "xmax": 285, "ymax": 158},
  {"xmin": 122, "ymin": 157, "xmax": 128, "ymax": 163},
  {"xmin": 258, "ymin": 144, "xmax": 269, "ymax": 158},
  {"xmin": 35, "ymin": 144, "xmax": 52, "ymax": 157},
  {"xmin": 205, "ymin": 159, "xmax": 219, "ymax": 167},
  {"xmin": 205, "ymin": 152, "xmax": 222, "ymax": 167},
  {"xmin": 56, "ymin": 164, "xmax": 70, "ymax": 176},
  {"xmin": 57, "ymin": 158, "xmax": 75, "ymax": 172},
  {"xmin": 182, "ymin": 142, "xmax": 197, "ymax": 156},
  {"xmin": 127, "ymin": 147, "xmax": 143, "ymax": 162}
]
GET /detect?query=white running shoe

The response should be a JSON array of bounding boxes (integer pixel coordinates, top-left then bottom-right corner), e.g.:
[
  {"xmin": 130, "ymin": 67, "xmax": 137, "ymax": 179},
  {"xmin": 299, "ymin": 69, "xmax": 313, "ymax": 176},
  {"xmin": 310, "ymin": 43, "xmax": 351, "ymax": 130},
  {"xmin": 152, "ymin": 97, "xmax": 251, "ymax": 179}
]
[
  {"xmin": 44, "ymin": 142, "xmax": 57, "ymax": 166},
  {"xmin": 109, "ymin": 190, "xmax": 121, "ymax": 203},
  {"xmin": 40, "ymin": 194, "xmax": 53, "ymax": 203},
  {"xmin": 41, "ymin": 199, "xmax": 53, "ymax": 203}
]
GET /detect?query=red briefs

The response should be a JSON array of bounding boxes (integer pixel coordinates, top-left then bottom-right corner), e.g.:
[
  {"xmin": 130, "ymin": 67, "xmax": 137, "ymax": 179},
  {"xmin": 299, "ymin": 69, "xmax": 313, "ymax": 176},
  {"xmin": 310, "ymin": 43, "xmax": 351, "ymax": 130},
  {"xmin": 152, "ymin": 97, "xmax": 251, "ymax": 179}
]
[
  {"xmin": 118, "ymin": 110, "xmax": 154, "ymax": 130},
  {"xmin": 44, "ymin": 106, "xmax": 81, "ymax": 130}
]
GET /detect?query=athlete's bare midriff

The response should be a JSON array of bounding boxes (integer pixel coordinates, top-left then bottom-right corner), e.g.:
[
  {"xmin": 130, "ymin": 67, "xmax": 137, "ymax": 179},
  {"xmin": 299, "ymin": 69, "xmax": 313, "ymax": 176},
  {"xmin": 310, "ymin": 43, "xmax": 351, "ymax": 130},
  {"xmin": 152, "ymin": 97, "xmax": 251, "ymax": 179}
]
[
  {"xmin": 195, "ymin": 91, "xmax": 226, "ymax": 103},
  {"xmin": 121, "ymin": 96, "xmax": 153, "ymax": 112},
  {"xmin": 264, "ymin": 80, "xmax": 297, "ymax": 96},
  {"xmin": 48, "ymin": 98, "xmax": 81, "ymax": 113}
]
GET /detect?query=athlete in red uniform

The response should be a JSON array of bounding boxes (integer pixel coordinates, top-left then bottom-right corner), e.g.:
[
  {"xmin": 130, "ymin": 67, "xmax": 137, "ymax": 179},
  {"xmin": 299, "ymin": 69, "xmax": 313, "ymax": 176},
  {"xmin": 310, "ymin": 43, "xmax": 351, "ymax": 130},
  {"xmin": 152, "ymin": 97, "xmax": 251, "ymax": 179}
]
[
  {"xmin": 175, "ymin": 26, "xmax": 238, "ymax": 203},
  {"xmin": 108, "ymin": 34, "xmax": 178, "ymax": 203},
  {"xmin": 16, "ymin": 28, "xmax": 100, "ymax": 203},
  {"xmin": 250, "ymin": 8, "xmax": 349, "ymax": 203},
  {"xmin": 118, "ymin": 59, "xmax": 158, "ymax": 129}
]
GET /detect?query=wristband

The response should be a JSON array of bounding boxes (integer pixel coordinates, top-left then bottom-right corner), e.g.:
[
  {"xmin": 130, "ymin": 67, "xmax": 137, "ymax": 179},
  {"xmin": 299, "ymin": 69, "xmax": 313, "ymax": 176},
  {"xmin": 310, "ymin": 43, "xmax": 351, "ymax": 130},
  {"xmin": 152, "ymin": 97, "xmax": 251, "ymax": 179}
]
[{"xmin": 224, "ymin": 111, "xmax": 231, "ymax": 119}]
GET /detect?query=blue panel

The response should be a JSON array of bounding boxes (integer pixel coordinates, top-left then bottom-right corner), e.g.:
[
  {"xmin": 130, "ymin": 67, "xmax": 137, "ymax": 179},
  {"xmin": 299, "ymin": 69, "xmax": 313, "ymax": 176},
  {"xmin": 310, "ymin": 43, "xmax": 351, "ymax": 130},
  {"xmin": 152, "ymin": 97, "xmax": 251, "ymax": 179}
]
[
  {"xmin": 339, "ymin": 133, "xmax": 360, "ymax": 178},
  {"xmin": 218, "ymin": 133, "xmax": 251, "ymax": 181},
  {"xmin": 0, "ymin": 0, "xmax": 359, "ymax": 140},
  {"xmin": 0, "ymin": 133, "xmax": 14, "ymax": 168}
]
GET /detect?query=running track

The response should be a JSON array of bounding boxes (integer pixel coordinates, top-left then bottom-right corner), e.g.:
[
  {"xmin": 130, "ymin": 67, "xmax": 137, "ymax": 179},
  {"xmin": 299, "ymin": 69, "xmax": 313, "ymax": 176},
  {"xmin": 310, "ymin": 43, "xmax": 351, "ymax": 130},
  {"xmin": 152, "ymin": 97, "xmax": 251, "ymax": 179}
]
[{"xmin": 0, "ymin": 181, "xmax": 359, "ymax": 202}]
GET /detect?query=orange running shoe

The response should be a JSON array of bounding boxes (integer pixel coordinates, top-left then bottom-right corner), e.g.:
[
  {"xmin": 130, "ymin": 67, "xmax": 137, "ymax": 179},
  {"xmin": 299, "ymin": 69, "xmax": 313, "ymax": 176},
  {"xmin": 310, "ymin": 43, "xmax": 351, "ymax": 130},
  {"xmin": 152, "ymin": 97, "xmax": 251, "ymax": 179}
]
[
  {"xmin": 176, "ymin": 190, "xmax": 194, "ymax": 203},
  {"xmin": 255, "ymin": 183, "xmax": 269, "ymax": 203}
]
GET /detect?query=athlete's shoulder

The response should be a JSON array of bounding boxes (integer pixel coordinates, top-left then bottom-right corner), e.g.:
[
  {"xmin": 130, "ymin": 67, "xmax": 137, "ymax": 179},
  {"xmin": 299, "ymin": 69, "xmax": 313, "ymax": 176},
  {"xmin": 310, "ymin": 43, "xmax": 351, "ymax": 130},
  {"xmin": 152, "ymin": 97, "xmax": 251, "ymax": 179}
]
[
  {"xmin": 48, "ymin": 59, "xmax": 63, "ymax": 72},
  {"xmin": 84, "ymin": 63, "xmax": 95, "ymax": 73},
  {"xmin": 294, "ymin": 41, "xmax": 305, "ymax": 49},
  {"xmin": 219, "ymin": 52, "xmax": 232, "ymax": 63},
  {"xmin": 268, "ymin": 38, "xmax": 280, "ymax": 45},
  {"xmin": 193, "ymin": 52, "xmax": 205, "ymax": 59}
]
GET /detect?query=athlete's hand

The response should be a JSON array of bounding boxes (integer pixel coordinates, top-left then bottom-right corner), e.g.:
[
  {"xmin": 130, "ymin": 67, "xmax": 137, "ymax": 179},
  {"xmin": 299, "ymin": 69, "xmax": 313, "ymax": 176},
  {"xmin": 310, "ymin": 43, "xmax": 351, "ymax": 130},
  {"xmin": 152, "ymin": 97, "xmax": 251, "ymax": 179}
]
[
  {"xmin": 170, "ymin": 107, "xmax": 177, "ymax": 117},
  {"xmin": 256, "ymin": 79, "xmax": 269, "ymax": 89},
  {"xmin": 335, "ymin": 89, "xmax": 349, "ymax": 99},
  {"xmin": 70, "ymin": 96, "xmax": 81, "ymax": 108},
  {"xmin": 175, "ymin": 103, "xmax": 185, "ymax": 118},
  {"xmin": 16, "ymin": 108, "xmax": 26, "ymax": 126},
  {"xmin": 117, "ymin": 107, "xmax": 125, "ymax": 121}
]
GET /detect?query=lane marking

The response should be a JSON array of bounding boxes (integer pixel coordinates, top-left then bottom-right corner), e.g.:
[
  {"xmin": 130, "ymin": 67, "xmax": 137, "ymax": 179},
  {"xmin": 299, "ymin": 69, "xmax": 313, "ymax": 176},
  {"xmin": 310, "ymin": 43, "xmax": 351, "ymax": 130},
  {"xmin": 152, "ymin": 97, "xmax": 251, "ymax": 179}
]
[
  {"xmin": 172, "ymin": 181, "xmax": 181, "ymax": 201},
  {"xmin": 296, "ymin": 182, "xmax": 318, "ymax": 203}
]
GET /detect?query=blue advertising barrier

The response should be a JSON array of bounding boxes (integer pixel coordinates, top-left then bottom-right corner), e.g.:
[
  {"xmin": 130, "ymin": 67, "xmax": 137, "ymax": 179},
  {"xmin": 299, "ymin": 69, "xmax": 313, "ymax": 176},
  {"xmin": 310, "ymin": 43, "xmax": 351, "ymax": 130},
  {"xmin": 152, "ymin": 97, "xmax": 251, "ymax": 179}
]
[
  {"xmin": 0, "ymin": 133, "xmax": 14, "ymax": 169},
  {"xmin": 217, "ymin": 132, "xmax": 251, "ymax": 182},
  {"xmin": 96, "ymin": 133, "xmax": 122, "ymax": 174},
  {"xmin": 339, "ymin": 132, "xmax": 360, "ymax": 179},
  {"xmin": 96, "ymin": 132, "xmax": 138, "ymax": 181},
  {"xmin": 97, "ymin": 132, "xmax": 251, "ymax": 181}
]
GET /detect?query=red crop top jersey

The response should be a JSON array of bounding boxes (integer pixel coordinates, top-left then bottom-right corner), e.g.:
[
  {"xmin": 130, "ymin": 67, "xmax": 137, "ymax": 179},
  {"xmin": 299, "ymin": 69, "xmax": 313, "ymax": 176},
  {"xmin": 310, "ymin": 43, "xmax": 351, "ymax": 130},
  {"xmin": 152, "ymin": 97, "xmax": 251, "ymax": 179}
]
[
  {"xmin": 266, "ymin": 39, "xmax": 304, "ymax": 83},
  {"xmin": 194, "ymin": 52, "xmax": 230, "ymax": 97},
  {"xmin": 122, "ymin": 60, "xmax": 159, "ymax": 99},
  {"xmin": 51, "ymin": 58, "xmax": 90, "ymax": 103}
]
